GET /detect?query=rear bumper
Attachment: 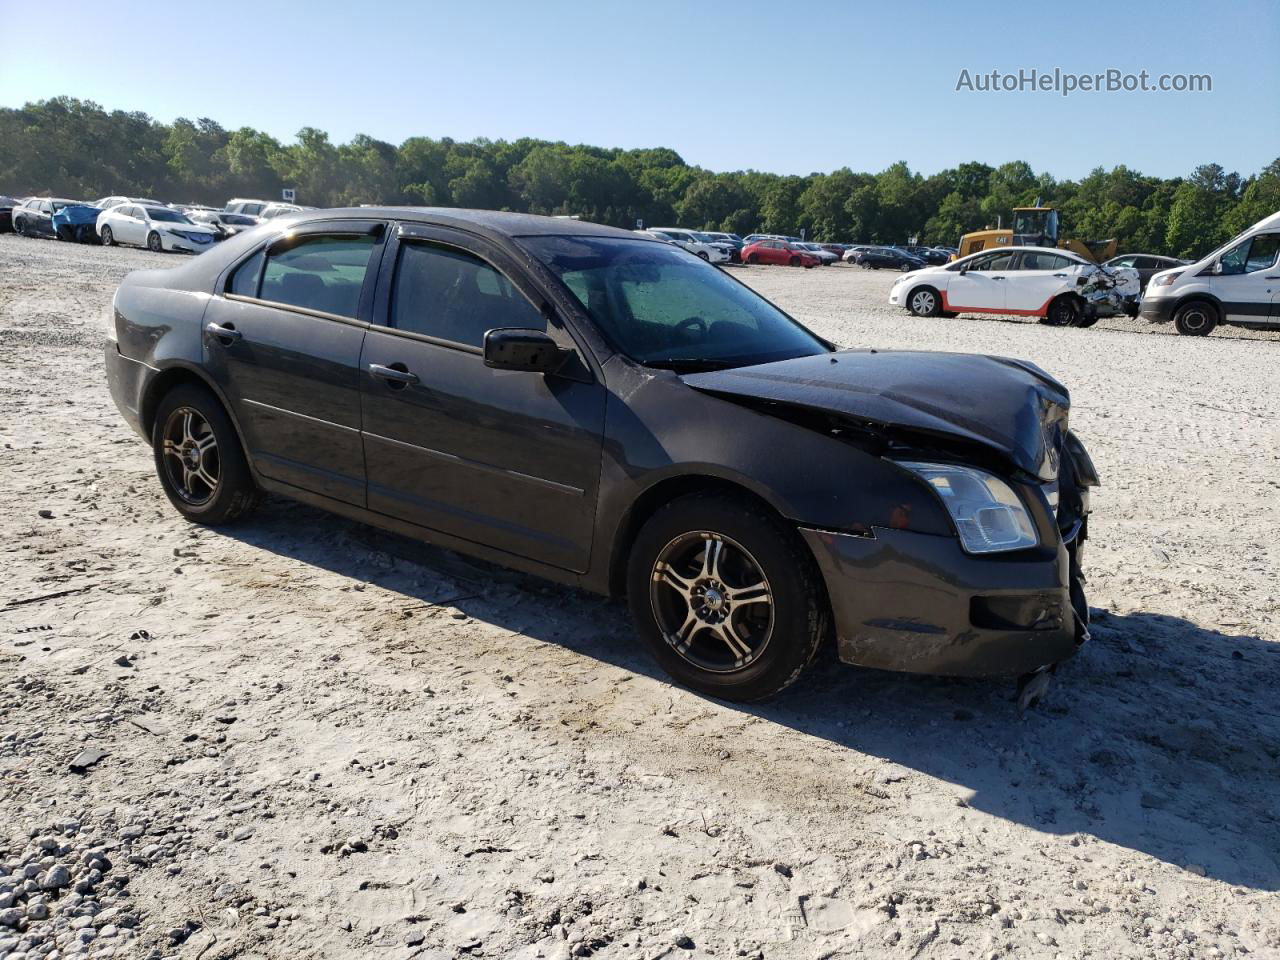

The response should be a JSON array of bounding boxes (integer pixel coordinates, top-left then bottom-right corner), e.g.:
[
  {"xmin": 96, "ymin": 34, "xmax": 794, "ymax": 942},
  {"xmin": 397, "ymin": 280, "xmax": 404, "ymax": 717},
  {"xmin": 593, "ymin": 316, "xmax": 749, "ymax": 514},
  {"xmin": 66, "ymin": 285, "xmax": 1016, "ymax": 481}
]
[
  {"xmin": 800, "ymin": 525, "xmax": 1083, "ymax": 677},
  {"xmin": 104, "ymin": 343, "xmax": 152, "ymax": 442}
]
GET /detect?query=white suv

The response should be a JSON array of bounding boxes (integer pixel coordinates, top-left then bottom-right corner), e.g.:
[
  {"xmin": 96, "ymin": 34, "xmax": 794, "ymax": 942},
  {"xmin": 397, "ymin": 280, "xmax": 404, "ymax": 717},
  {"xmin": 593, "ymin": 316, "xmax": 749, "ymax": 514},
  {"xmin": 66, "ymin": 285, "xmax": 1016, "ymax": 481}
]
[
  {"xmin": 1139, "ymin": 210, "xmax": 1280, "ymax": 336},
  {"xmin": 889, "ymin": 246, "xmax": 1139, "ymax": 327},
  {"xmin": 644, "ymin": 228, "xmax": 731, "ymax": 264}
]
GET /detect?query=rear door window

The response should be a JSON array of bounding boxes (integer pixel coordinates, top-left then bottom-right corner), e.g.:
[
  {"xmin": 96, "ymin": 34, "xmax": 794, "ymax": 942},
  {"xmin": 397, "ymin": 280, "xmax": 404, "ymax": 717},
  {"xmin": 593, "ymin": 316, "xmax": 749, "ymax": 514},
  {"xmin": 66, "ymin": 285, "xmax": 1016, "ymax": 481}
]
[
  {"xmin": 390, "ymin": 241, "xmax": 544, "ymax": 348},
  {"xmin": 258, "ymin": 235, "xmax": 377, "ymax": 318}
]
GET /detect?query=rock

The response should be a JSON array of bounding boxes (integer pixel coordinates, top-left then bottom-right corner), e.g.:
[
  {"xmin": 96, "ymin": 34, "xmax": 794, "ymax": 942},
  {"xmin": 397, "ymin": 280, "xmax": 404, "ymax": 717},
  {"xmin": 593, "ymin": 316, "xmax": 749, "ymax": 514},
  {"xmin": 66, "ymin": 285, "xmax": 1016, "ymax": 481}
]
[
  {"xmin": 232, "ymin": 827, "xmax": 254, "ymax": 842},
  {"xmin": 39, "ymin": 866, "xmax": 70, "ymax": 890},
  {"xmin": 119, "ymin": 825, "xmax": 145, "ymax": 840},
  {"xmin": 406, "ymin": 930, "xmax": 425, "ymax": 946},
  {"xmin": 773, "ymin": 863, "xmax": 792, "ymax": 878},
  {"xmin": 38, "ymin": 509, "xmax": 54, "ymax": 519},
  {"xmin": 0, "ymin": 908, "xmax": 22, "ymax": 927},
  {"xmin": 673, "ymin": 932, "xmax": 695, "ymax": 949},
  {"xmin": 1185, "ymin": 863, "xmax": 1207, "ymax": 876},
  {"xmin": 69, "ymin": 749, "xmax": 108, "ymax": 773}
]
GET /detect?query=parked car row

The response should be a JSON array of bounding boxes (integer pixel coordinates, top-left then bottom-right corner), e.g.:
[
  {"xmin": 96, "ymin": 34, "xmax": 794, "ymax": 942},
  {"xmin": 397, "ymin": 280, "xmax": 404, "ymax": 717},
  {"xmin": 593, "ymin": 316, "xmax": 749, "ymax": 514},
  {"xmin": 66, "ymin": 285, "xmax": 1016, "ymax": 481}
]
[
  {"xmin": 885, "ymin": 211, "xmax": 1280, "ymax": 336},
  {"xmin": 1, "ymin": 193, "xmax": 315, "ymax": 254}
]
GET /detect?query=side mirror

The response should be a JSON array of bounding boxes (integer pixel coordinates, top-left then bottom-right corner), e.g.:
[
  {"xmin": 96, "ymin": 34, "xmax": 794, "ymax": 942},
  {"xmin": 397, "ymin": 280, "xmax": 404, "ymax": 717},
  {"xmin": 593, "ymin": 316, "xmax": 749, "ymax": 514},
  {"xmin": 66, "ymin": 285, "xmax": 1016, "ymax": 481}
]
[
  {"xmin": 958, "ymin": 268, "xmax": 967, "ymax": 275},
  {"xmin": 483, "ymin": 328, "xmax": 566, "ymax": 373},
  {"xmin": 1211, "ymin": 260, "xmax": 1223, "ymax": 275}
]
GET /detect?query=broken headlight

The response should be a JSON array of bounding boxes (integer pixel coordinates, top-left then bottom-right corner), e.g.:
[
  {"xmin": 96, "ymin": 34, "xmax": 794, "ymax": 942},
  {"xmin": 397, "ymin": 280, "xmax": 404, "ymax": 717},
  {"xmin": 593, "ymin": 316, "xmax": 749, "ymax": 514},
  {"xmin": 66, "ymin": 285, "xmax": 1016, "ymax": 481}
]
[{"xmin": 898, "ymin": 462, "xmax": 1038, "ymax": 554}]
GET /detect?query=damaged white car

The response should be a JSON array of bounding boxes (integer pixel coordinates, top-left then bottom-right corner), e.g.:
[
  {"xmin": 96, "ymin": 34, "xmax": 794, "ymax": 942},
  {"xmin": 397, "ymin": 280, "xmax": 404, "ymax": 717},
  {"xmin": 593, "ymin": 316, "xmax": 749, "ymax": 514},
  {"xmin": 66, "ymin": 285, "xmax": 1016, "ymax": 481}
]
[{"xmin": 890, "ymin": 246, "xmax": 1140, "ymax": 327}]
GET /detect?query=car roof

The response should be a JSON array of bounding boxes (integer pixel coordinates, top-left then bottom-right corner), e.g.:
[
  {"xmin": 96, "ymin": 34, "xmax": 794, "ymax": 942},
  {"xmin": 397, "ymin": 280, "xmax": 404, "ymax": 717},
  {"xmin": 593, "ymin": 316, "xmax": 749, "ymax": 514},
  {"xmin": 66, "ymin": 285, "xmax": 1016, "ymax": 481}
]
[{"xmin": 288, "ymin": 206, "xmax": 645, "ymax": 241}]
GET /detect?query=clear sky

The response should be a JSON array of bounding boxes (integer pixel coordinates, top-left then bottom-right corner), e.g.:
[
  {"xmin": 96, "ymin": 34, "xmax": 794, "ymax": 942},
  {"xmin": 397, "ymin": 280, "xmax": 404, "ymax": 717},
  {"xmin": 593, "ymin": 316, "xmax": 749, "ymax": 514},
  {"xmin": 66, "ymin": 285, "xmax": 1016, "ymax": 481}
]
[{"xmin": 2, "ymin": 0, "xmax": 1276, "ymax": 180}]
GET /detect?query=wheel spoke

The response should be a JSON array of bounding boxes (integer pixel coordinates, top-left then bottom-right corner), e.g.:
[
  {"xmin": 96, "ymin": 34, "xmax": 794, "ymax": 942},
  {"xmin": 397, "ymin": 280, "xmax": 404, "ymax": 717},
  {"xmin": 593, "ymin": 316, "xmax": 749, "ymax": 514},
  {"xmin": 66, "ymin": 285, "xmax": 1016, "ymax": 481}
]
[
  {"xmin": 195, "ymin": 432, "xmax": 217, "ymax": 454},
  {"xmin": 700, "ymin": 537, "xmax": 724, "ymax": 580},
  {"xmin": 726, "ymin": 582, "xmax": 770, "ymax": 606},
  {"xmin": 180, "ymin": 411, "xmax": 195, "ymax": 445},
  {"xmin": 672, "ymin": 609, "xmax": 702, "ymax": 652},
  {"xmin": 713, "ymin": 618, "xmax": 752, "ymax": 660},
  {"xmin": 194, "ymin": 465, "xmax": 218, "ymax": 491},
  {"xmin": 653, "ymin": 562, "xmax": 694, "ymax": 600},
  {"xmin": 162, "ymin": 439, "xmax": 184, "ymax": 460}
]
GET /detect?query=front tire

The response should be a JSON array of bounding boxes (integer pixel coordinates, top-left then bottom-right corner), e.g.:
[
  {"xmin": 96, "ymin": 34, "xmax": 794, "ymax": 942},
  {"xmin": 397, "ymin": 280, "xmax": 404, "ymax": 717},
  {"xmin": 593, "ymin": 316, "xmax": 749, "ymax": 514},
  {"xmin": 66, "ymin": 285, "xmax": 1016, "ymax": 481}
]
[
  {"xmin": 627, "ymin": 494, "xmax": 828, "ymax": 702},
  {"xmin": 152, "ymin": 384, "xmax": 261, "ymax": 525},
  {"xmin": 1173, "ymin": 300, "xmax": 1218, "ymax": 336},
  {"xmin": 100, "ymin": 225, "xmax": 114, "ymax": 246},
  {"xmin": 907, "ymin": 286, "xmax": 942, "ymax": 317},
  {"xmin": 789, "ymin": 256, "xmax": 800, "ymax": 267},
  {"xmin": 697, "ymin": 251, "xmax": 709, "ymax": 261},
  {"xmin": 13, "ymin": 217, "xmax": 26, "ymax": 236},
  {"xmin": 746, "ymin": 253, "xmax": 758, "ymax": 264},
  {"xmin": 147, "ymin": 231, "xmax": 163, "ymax": 253}
]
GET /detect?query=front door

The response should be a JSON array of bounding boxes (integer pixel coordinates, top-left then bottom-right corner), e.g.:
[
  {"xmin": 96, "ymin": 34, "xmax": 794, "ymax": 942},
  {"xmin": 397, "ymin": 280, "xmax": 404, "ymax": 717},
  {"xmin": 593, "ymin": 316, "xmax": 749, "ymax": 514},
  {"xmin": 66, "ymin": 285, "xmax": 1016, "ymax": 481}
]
[
  {"xmin": 202, "ymin": 220, "xmax": 387, "ymax": 505},
  {"xmin": 359, "ymin": 226, "xmax": 605, "ymax": 573},
  {"xmin": 1213, "ymin": 232, "xmax": 1280, "ymax": 325},
  {"xmin": 946, "ymin": 250, "xmax": 1013, "ymax": 312}
]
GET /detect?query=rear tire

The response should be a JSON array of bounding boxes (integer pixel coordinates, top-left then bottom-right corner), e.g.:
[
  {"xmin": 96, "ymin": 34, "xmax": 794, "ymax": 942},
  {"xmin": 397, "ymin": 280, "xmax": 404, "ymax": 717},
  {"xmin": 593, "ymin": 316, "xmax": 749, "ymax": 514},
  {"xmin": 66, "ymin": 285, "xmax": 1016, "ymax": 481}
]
[
  {"xmin": 697, "ymin": 251, "xmax": 709, "ymax": 261},
  {"xmin": 100, "ymin": 225, "xmax": 114, "ymax": 246},
  {"xmin": 1173, "ymin": 300, "xmax": 1218, "ymax": 336},
  {"xmin": 152, "ymin": 384, "xmax": 261, "ymax": 526},
  {"xmin": 627, "ymin": 493, "xmax": 828, "ymax": 703},
  {"xmin": 1042, "ymin": 295, "xmax": 1081, "ymax": 327}
]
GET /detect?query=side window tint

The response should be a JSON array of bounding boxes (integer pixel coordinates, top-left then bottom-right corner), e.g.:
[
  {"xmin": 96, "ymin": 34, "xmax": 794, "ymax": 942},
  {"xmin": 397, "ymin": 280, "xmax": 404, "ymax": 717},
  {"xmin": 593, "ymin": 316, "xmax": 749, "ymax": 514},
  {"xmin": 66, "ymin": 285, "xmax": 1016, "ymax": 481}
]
[
  {"xmin": 259, "ymin": 235, "xmax": 376, "ymax": 318},
  {"xmin": 391, "ymin": 242, "xmax": 544, "ymax": 348},
  {"xmin": 228, "ymin": 248, "xmax": 266, "ymax": 298}
]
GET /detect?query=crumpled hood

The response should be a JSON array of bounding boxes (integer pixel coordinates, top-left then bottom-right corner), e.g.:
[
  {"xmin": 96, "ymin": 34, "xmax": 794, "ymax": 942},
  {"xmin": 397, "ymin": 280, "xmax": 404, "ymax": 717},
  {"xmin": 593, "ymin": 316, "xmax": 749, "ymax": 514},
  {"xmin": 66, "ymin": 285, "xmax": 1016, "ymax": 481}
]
[{"xmin": 682, "ymin": 350, "xmax": 1070, "ymax": 480}]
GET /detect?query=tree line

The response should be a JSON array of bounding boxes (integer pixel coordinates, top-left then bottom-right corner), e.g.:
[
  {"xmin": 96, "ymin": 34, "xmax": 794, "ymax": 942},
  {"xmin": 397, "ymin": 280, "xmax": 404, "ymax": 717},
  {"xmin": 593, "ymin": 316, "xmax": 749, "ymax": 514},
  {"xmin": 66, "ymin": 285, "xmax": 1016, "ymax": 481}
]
[{"xmin": 2, "ymin": 97, "xmax": 1277, "ymax": 259}]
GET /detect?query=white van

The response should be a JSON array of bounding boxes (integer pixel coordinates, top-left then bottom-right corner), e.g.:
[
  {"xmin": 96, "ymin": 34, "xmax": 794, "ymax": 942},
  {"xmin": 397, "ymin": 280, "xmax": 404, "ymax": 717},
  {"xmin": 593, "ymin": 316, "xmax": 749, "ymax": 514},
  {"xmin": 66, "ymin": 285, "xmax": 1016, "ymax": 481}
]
[{"xmin": 1140, "ymin": 210, "xmax": 1280, "ymax": 335}]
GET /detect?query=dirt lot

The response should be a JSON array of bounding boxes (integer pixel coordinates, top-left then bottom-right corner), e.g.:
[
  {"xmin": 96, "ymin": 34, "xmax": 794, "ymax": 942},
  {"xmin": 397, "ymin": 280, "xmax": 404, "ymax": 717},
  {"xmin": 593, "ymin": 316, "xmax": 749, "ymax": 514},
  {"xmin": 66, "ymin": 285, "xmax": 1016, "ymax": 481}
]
[{"xmin": 1, "ymin": 235, "xmax": 1278, "ymax": 960}]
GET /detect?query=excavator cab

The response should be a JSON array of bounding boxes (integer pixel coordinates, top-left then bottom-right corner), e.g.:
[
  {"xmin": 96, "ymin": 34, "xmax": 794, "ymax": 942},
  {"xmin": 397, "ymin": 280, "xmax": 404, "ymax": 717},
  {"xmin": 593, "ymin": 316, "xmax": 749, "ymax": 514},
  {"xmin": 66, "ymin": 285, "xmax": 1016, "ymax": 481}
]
[{"xmin": 1011, "ymin": 207, "xmax": 1059, "ymax": 247}]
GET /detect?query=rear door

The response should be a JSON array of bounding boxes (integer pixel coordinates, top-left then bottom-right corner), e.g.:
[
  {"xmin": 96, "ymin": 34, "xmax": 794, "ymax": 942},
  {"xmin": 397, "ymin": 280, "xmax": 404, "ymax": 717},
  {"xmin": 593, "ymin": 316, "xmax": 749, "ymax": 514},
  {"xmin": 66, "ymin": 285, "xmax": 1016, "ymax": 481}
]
[
  {"xmin": 117, "ymin": 206, "xmax": 144, "ymax": 245},
  {"xmin": 358, "ymin": 224, "xmax": 605, "ymax": 572},
  {"xmin": 203, "ymin": 219, "xmax": 387, "ymax": 504},
  {"xmin": 1005, "ymin": 251, "xmax": 1076, "ymax": 314}
]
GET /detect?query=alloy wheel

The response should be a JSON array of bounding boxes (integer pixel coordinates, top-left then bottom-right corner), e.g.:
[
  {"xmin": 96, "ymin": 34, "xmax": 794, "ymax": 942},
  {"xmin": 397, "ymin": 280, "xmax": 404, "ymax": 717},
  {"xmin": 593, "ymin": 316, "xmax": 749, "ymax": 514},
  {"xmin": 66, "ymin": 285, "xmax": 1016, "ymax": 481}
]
[
  {"xmin": 650, "ymin": 531, "xmax": 774, "ymax": 673},
  {"xmin": 160, "ymin": 407, "xmax": 220, "ymax": 505}
]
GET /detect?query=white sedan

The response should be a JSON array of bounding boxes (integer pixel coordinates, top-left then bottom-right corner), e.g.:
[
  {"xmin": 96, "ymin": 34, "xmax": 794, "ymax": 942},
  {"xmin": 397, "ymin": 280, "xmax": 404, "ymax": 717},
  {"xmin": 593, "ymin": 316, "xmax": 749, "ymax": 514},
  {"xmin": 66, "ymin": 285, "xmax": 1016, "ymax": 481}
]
[
  {"xmin": 642, "ymin": 228, "xmax": 731, "ymax": 264},
  {"xmin": 888, "ymin": 246, "xmax": 1140, "ymax": 326},
  {"xmin": 97, "ymin": 204, "xmax": 219, "ymax": 254}
]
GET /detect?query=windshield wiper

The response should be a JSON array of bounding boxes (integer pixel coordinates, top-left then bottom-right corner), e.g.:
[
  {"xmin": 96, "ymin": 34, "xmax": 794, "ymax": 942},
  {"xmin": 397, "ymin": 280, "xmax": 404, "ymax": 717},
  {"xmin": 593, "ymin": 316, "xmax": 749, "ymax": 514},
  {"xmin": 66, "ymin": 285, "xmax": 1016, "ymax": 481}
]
[{"xmin": 644, "ymin": 357, "xmax": 745, "ymax": 372}]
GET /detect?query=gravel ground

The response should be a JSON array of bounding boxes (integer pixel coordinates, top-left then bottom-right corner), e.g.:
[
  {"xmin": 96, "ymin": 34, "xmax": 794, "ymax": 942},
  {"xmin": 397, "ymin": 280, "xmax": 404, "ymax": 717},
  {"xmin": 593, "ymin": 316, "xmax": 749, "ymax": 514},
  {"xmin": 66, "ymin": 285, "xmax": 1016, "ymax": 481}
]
[{"xmin": 1, "ymin": 235, "xmax": 1277, "ymax": 960}]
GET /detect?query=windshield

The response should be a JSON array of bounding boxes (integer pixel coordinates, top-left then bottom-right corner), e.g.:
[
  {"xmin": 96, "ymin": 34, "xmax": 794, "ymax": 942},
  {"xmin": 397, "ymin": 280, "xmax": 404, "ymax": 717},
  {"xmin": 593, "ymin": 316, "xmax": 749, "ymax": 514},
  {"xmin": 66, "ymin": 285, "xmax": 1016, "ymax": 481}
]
[
  {"xmin": 521, "ymin": 235, "xmax": 829, "ymax": 370},
  {"xmin": 221, "ymin": 214, "xmax": 256, "ymax": 225},
  {"xmin": 145, "ymin": 208, "xmax": 190, "ymax": 224}
]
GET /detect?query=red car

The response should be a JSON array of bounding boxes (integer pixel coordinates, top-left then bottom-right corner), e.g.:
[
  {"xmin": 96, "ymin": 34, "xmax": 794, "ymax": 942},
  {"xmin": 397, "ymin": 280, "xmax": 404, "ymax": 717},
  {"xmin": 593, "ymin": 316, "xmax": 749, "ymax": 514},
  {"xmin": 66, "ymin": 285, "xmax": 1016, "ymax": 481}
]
[{"xmin": 741, "ymin": 239, "xmax": 819, "ymax": 267}]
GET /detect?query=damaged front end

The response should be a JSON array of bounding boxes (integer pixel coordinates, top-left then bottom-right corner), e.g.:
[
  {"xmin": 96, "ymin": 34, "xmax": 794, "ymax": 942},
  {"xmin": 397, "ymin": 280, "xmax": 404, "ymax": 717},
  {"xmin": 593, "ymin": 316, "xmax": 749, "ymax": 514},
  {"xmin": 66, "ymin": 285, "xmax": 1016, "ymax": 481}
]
[
  {"xmin": 52, "ymin": 205, "xmax": 104, "ymax": 244},
  {"xmin": 681, "ymin": 349, "xmax": 1100, "ymax": 678},
  {"xmin": 1078, "ymin": 263, "xmax": 1141, "ymax": 319}
]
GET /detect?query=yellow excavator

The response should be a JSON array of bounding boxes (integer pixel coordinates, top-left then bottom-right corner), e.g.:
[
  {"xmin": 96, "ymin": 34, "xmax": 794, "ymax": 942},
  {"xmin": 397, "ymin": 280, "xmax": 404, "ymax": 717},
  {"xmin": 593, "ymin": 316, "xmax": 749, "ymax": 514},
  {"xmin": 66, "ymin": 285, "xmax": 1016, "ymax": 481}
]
[{"xmin": 955, "ymin": 206, "xmax": 1116, "ymax": 262}]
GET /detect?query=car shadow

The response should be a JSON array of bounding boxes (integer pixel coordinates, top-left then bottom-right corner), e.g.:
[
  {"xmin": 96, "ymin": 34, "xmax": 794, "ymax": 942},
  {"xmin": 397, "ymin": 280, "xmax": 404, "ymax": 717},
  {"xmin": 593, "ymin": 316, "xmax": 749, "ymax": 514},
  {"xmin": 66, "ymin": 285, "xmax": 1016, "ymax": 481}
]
[{"xmin": 222, "ymin": 496, "xmax": 1280, "ymax": 891}]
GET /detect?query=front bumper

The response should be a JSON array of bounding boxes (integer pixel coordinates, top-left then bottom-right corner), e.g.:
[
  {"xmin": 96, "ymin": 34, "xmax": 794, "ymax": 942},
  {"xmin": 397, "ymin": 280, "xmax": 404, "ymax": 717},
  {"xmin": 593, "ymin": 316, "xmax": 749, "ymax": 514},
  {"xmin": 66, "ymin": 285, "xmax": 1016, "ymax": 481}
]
[
  {"xmin": 800, "ymin": 525, "xmax": 1084, "ymax": 677},
  {"xmin": 1139, "ymin": 296, "xmax": 1176, "ymax": 323},
  {"xmin": 162, "ymin": 233, "xmax": 217, "ymax": 254}
]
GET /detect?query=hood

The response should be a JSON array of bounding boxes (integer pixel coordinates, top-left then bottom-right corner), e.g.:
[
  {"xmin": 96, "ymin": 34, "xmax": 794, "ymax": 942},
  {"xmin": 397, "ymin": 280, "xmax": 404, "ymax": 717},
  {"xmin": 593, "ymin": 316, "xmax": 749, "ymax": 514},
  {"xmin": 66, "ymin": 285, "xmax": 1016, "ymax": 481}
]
[
  {"xmin": 161, "ymin": 223, "xmax": 218, "ymax": 235},
  {"xmin": 682, "ymin": 350, "xmax": 1069, "ymax": 480}
]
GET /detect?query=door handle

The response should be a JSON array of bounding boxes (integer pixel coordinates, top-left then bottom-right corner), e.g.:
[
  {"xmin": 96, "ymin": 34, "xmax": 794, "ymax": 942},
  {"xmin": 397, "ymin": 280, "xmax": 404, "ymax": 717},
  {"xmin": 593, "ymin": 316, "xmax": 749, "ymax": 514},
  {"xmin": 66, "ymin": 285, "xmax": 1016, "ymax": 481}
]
[
  {"xmin": 205, "ymin": 322, "xmax": 242, "ymax": 343},
  {"xmin": 991, "ymin": 276, "xmax": 1005, "ymax": 280},
  {"xmin": 369, "ymin": 362, "xmax": 420, "ymax": 386},
  {"xmin": 1053, "ymin": 273, "xmax": 1068, "ymax": 278},
  {"xmin": 1265, "ymin": 275, "xmax": 1280, "ymax": 280}
]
